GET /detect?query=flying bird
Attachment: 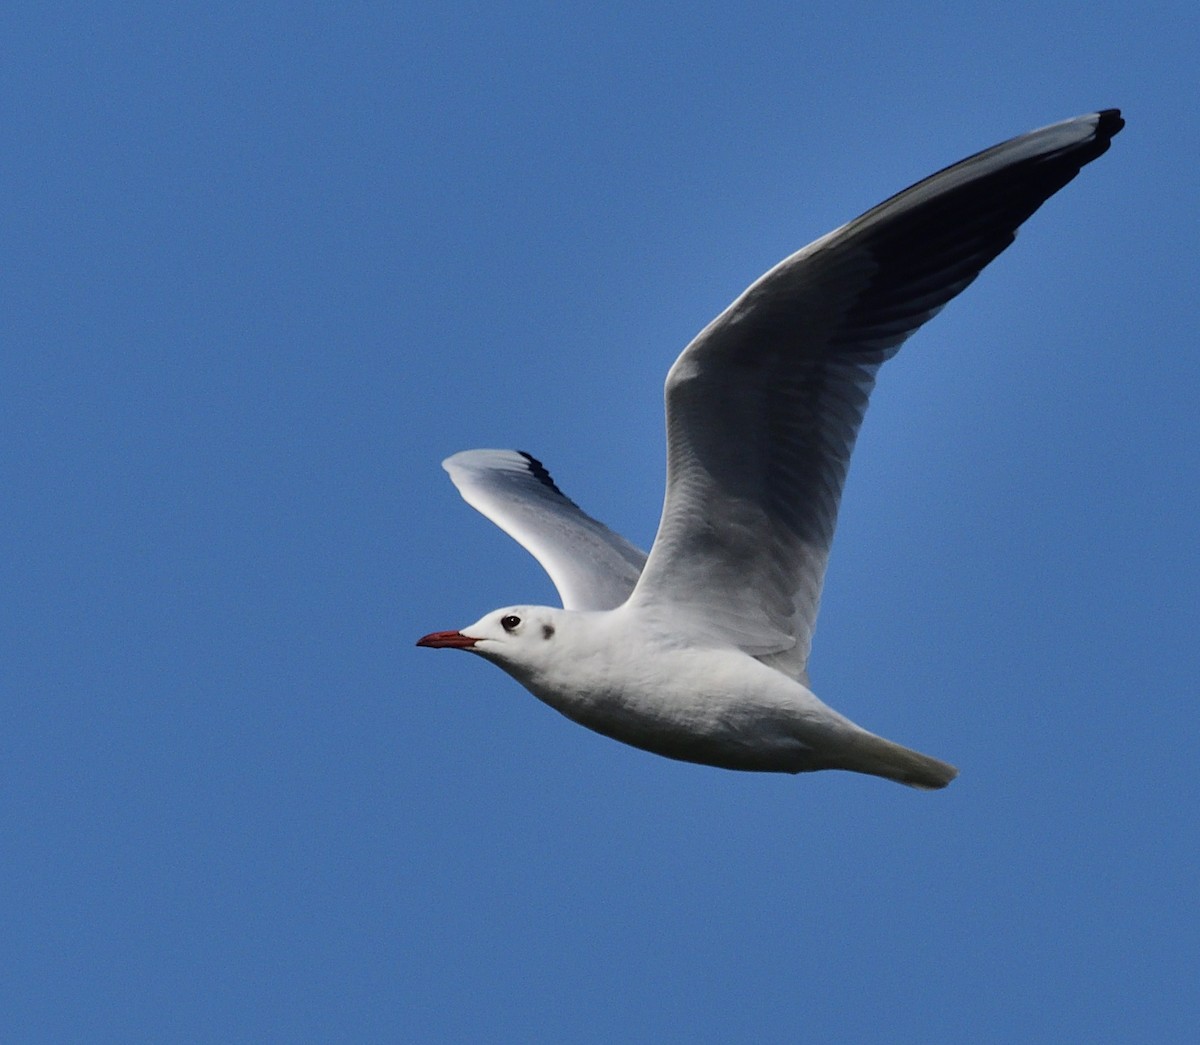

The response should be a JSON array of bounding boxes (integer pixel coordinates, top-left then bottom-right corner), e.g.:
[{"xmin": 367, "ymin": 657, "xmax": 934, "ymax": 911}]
[{"xmin": 418, "ymin": 110, "xmax": 1124, "ymax": 789}]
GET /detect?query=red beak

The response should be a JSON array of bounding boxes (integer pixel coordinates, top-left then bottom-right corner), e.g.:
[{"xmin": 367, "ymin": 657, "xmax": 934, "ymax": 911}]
[{"xmin": 416, "ymin": 630, "xmax": 478, "ymax": 650}]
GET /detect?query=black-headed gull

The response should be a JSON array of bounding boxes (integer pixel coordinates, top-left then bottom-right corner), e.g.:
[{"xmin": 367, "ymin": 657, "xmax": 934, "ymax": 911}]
[{"xmin": 419, "ymin": 111, "xmax": 1123, "ymax": 789}]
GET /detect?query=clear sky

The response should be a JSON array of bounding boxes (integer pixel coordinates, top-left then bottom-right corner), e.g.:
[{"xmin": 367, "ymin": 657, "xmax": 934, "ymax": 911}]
[{"xmin": 4, "ymin": 2, "xmax": 1197, "ymax": 1041}]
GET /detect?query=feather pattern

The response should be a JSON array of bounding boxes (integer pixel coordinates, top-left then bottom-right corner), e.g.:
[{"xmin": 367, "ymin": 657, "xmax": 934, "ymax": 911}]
[{"xmin": 627, "ymin": 110, "xmax": 1123, "ymax": 680}]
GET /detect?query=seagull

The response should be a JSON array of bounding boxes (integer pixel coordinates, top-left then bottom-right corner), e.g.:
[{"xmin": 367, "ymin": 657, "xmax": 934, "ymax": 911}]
[{"xmin": 418, "ymin": 110, "xmax": 1123, "ymax": 790}]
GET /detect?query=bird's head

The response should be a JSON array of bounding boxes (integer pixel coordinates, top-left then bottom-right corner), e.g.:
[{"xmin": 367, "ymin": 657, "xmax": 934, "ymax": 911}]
[{"xmin": 417, "ymin": 605, "xmax": 566, "ymax": 673}]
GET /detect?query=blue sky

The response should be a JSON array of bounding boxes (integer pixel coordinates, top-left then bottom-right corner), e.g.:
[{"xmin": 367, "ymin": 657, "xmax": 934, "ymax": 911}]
[{"xmin": 4, "ymin": 2, "xmax": 1197, "ymax": 1041}]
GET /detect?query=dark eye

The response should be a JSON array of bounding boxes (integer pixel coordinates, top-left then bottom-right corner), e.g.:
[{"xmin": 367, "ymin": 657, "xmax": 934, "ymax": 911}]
[{"xmin": 500, "ymin": 614, "xmax": 521, "ymax": 632}]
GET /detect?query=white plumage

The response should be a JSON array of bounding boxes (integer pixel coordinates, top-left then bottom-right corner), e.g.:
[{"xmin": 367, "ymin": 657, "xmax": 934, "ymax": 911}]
[{"xmin": 419, "ymin": 111, "xmax": 1123, "ymax": 789}]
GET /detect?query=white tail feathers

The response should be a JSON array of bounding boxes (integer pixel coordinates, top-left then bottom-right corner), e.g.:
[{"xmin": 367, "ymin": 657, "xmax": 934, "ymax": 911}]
[{"xmin": 837, "ymin": 732, "xmax": 959, "ymax": 791}]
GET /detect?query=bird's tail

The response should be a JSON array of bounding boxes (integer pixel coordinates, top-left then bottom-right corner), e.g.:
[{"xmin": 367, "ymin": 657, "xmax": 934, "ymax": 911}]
[{"xmin": 837, "ymin": 731, "xmax": 959, "ymax": 790}]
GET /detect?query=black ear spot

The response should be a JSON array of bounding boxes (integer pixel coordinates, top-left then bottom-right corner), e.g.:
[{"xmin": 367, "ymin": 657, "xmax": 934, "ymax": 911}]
[{"xmin": 542, "ymin": 624, "xmax": 555, "ymax": 640}]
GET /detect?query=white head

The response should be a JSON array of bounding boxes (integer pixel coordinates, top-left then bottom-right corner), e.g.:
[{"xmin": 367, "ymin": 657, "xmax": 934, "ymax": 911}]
[{"xmin": 416, "ymin": 605, "xmax": 567, "ymax": 676}]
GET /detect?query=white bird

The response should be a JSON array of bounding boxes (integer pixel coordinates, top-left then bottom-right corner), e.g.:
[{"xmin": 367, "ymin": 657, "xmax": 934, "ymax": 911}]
[{"xmin": 418, "ymin": 110, "xmax": 1123, "ymax": 790}]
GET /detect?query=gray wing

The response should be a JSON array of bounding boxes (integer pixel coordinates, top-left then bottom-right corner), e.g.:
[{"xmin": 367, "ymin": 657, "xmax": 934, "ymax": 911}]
[
  {"xmin": 443, "ymin": 449, "xmax": 646, "ymax": 610},
  {"xmin": 627, "ymin": 110, "xmax": 1124, "ymax": 682}
]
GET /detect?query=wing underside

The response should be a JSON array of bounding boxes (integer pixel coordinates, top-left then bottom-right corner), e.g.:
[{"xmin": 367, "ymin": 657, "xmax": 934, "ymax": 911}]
[
  {"xmin": 627, "ymin": 110, "xmax": 1124, "ymax": 680},
  {"xmin": 443, "ymin": 449, "xmax": 646, "ymax": 611}
]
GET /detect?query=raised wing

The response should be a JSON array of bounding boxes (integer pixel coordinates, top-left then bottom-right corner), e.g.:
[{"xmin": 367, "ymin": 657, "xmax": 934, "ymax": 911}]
[
  {"xmin": 443, "ymin": 449, "xmax": 646, "ymax": 610},
  {"xmin": 627, "ymin": 110, "xmax": 1124, "ymax": 681}
]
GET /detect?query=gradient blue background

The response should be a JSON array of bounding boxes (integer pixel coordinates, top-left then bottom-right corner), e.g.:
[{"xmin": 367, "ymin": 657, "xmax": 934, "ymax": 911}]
[{"xmin": 4, "ymin": 3, "xmax": 1197, "ymax": 1041}]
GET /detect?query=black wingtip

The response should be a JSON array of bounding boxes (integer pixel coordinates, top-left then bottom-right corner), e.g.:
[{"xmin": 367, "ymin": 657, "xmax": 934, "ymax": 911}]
[
  {"xmin": 516, "ymin": 450, "xmax": 566, "ymax": 497},
  {"xmin": 1075, "ymin": 109, "xmax": 1123, "ymax": 167},
  {"xmin": 1095, "ymin": 108, "xmax": 1125, "ymax": 142}
]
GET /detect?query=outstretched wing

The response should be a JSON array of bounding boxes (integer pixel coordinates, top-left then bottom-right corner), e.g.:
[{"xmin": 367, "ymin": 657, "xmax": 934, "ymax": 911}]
[
  {"xmin": 627, "ymin": 110, "xmax": 1124, "ymax": 681},
  {"xmin": 443, "ymin": 449, "xmax": 646, "ymax": 610}
]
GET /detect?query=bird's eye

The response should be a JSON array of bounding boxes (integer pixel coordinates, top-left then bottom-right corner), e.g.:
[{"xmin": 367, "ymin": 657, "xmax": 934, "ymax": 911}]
[{"xmin": 500, "ymin": 614, "xmax": 521, "ymax": 632}]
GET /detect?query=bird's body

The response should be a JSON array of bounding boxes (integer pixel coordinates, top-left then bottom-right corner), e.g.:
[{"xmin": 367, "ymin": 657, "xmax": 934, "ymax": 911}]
[
  {"xmin": 418, "ymin": 110, "xmax": 1124, "ymax": 789},
  {"xmin": 451, "ymin": 605, "xmax": 956, "ymax": 787}
]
